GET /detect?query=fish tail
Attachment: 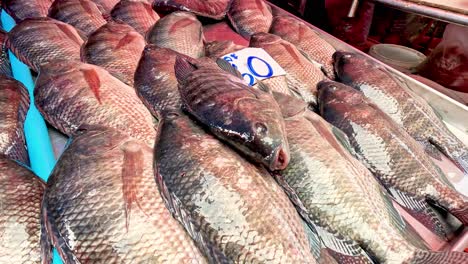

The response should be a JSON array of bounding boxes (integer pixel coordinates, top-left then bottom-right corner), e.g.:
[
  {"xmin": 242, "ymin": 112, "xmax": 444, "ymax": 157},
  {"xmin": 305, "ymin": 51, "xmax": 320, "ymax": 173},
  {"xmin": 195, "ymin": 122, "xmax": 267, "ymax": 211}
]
[
  {"xmin": 408, "ymin": 250, "xmax": 468, "ymax": 264},
  {"xmin": 456, "ymin": 153, "xmax": 468, "ymax": 176}
]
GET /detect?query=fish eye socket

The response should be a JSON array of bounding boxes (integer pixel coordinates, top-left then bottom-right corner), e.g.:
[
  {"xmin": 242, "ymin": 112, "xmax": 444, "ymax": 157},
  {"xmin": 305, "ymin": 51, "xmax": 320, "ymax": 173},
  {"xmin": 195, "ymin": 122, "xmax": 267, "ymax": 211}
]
[{"xmin": 254, "ymin": 122, "xmax": 268, "ymax": 136}]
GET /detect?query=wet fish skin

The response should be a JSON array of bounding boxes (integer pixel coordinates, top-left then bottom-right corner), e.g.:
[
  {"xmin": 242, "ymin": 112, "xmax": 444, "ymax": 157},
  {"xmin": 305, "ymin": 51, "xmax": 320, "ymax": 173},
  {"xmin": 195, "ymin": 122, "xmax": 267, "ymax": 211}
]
[
  {"xmin": 34, "ymin": 61, "xmax": 156, "ymax": 146},
  {"xmin": 205, "ymin": 40, "xmax": 245, "ymax": 59},
  {"xmin": 0, "ymin": 29, "xmax": 12, "ymax": 77},
  {"xmin": 1, "ymin": 0, "xmax": 53, "ymax": 22},
  {"xmin": 273, "ymin": 91, "xmax": 468, "ymax": 263},
  {"xmin": 0, "ymin": 156, "xmax": 49, "ymax": 264},
  {"xmin": 48, "ymin": 0, "xmax": 107, "ymax": 37},
  {"xmin": 270, "ymin": 15, "xmax": 336, "ymax": 79},
  {"xmin": 250, "ymin": 32, "xmax": 326, "ymax": 107},
  {"xmin": 82, "ymin": 21, "xmax": 146, "ymax": 86},
  {"xmin": 90, "ymin": 0, "xmax": 119, "ymax": 14},
  {"xmin": 154, "ymin": 111, "xmax": 316, "ymax": 263},
  {"xmin": 7, "ymin": 18, "xmax": 84, "ymax": 72},
  {"xmin": 134, "ymin": 45, "xmax": 183, "ymax": 118},
  {"xmin": 153, "ymin": 0, "xmax": 231, "ymax": 20},
  {"xmin": 0, "ymin": 77, "xmax": 29, "ymax": 165},
  {"xmin": 317, "ymin": 81, "xmax": 468, "ymax": 225},
  {"xmin": 147, "ymin": 11, "xmax": 205, "ymax": 58},
  {"xmin": 175, "ymin": 56, "xmax": 290, "ymax": 170},
  {"xmin": 110, "ymin": 0, "xmax": 160, "ymax": 37},
  {"xmin": 334, "ymin": 51, "xmax": 468, "ymax": 175},
  {"xmin": 227, "ymin": 0, "xmax": 273, "ymax": 39},
  {"xmin": 43, "ymin": 125, "xmax": 206, "ymax": 263}
]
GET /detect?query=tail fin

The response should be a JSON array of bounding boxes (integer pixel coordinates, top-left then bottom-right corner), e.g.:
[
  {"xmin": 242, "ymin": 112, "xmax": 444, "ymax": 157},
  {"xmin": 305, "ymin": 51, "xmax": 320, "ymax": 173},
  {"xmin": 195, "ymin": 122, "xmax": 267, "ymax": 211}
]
[{"xmin": 409, "ymin": 250, "xmax": 468, "ymax": 264}]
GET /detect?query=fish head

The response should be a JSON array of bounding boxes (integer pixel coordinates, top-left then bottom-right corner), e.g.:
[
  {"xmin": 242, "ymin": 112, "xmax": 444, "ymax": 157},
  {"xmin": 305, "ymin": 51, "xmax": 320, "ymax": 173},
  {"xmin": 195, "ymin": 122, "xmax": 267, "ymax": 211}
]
[
  {"xmin": 317, "ymin": 80, "xmax": 365, "ymax": 118},
  {"xmin": 333, "ymin": 51, "xmax": 376, "ymax": 83}
]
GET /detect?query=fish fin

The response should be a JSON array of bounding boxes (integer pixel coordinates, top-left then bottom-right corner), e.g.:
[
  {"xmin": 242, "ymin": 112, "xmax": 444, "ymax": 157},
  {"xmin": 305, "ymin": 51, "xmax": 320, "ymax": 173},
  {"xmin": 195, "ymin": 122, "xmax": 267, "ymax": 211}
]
[
  {"xmin": 80, "ymin": 68, "xmax": 102, "ymax": 103},
  {"xmin": 429, "ymin": 137, "xmax": 468, "ymax": 175},
  {"xmin": 115, "ymin": 31, "xmax": 141, "ymax": 50},
  {"xmin": 215, "ymin": 58, "xmax": 243, "ymax": 79},
  {"xmin": 55, "ymin": 22, "xmax": 84, "ymax": 46},
  {"xmin": 419, "ymin": 140, "xmax": 443, "ymax": 161},
  {"xmin": 120, "ymin": 141, "xmax": 147, "ymax": 232},
  {"xmin": 300, "ymin": 220, "xmax": 322, "ymax": 261},
  {"xmin": 40, "ymin": 206, "xmax": 53, "ymax": 264},
  {"xmin": 255, "ymin": 79, "xmax": 271, "ymax": 94},
  {"xmin": 174, "ymin": 55, "xmax": 198, "ymax": 83},
  {"xmin": 409, "ymin": 250, "xmax": 468, "ymax": 264},
  {"xmin": 330, "ymin": 126, "xmax": 357, "ymax": 157},
  {"xmin": 449, "ymin": 205, "xmax": 468, "ymax": 226},
  {"xmin": 154, "ymin": 167, "xmax": 230, "ymax": 263},
  {"xmin": 389, "ymin": 188, "xmax": 449, "ymax": 239}
]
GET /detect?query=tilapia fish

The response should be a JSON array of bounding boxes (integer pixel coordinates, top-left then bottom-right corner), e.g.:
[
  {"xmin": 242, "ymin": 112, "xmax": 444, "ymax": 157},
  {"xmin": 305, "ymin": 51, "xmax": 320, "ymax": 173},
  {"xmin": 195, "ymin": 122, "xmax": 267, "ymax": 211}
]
[
  {"xmin": 153, "ymin": 0, "xmax": 231, "ymax": 20},
  {"xmin": 175, "ymin": 56, "xmax": 290, "ymax": 170},
  {"xmin": 0, "ymin": 157, "xmax": 49, "ymax": 263},
  {"xmin": 134, "ymin": 45, "xmax": 183, "ymax": 118},
  {"xmin": 0, "ymin": 30, "xmax": 12, "ymax": 77},
  {"xmin": 205, "ymin": 40, "xmax": 245, "ymax": 59},
  {"xmin": 82, "ymin": 21, "xmax": 145, "ymax": 86},
  {"xmin": 48, "ymin": 0, "xmax": 107, "ymax": 37},
  {"xmin": 250, "ymin": 32, "xmax": 325, "ymax": 106},
  {"xmin": 43, "ymin": 125, "xmax": 206, "ymax": 263},
  {"xmin": 147, "ymin": 11, "xmax": 204, "ymax": 58},
  {"xmin": 34, "ymin": 61, "xmax": 155, "ymax": 146},
  {"xmin": 270, "ymin": 15, "xmax": 336, "ymax": 79},
  {"xmin": 2, "ymin": 0, "xmax": 53, "ymax": 22},
  {"xmin": 110, "ymin": 0, "xmax": 160, "ymax": 37},
  {"xmin": 334, "ymin": 51, "xmax": 468, "ymax": 174},
  {"xmin": 0, "ymin": 77, "xmax": 29, "ymax": 165},
  {"xmin": 318, "ymin": 81, "xmax": 468, "ymax": 225},
  {"xmin": 7, "ymin": 18, "xmax": 84, "ymax": 72},
  {"xmin": 154, "ymin": 111, "xmax": 316, "ymax": 263},
  {"xmin": 228, "ymin": 0, "xmax": 273, "ymax": 39},
  {"xmin": 272, "ymin": 92, "xmax": 468, "ymax": 264},
  {"xmin": 90, "ymin": 0, "xmax": 119, "ymax": 14}
]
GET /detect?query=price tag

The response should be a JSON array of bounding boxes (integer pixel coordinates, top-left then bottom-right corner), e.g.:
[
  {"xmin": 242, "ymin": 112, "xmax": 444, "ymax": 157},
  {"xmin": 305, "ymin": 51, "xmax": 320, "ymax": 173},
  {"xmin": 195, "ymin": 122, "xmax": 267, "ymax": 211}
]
[{"xmin": 221, "ymin": 48, "xmax": 286, "ymax": 86}]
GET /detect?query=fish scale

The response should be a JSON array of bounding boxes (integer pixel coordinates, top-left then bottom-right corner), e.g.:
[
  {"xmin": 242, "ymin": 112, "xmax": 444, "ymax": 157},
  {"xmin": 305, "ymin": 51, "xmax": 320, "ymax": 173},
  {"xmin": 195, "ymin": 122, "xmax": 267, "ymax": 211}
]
[
  {"xmin": 153, "ymin": 0, "xmax": 231, "ymax": 20},
  {"xmin": 2, "ymin": 0, "xmax": 53, "ymax": 22},
  {"xmin": 228, "ymin": 0, "xmax": 273, "ymax": 38},
  {"xmin": 110, "ymin": 0, "xmax": 160, "ymax": 37}
]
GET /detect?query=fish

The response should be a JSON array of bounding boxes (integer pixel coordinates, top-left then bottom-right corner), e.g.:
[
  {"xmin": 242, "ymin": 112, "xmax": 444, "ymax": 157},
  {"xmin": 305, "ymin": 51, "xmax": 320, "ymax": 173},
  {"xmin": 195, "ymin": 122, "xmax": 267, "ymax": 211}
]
[
  {"xmin": 42, "ymin": 125, "xmax": 206, "ymax": 263},
  {"xmin": 334, "ymin": 51, "xmax": 468, "ymax": 175},
  {"xmin": 0, "ymin": 77, "xmax": 29, "ymax": 165},
  {"xmin": 146, "ymin": 11, "xmax": 204, "ymax": 58},
  {"xmin": 250, "ymin": 32, "xmax": 326, "ymax": 107},
  {"xmin": 154, "ymin": 110, "xmax": 316, "ymax": 263},
  {"xmin": 34, "ymin": 61, "xmax": 156, "ymax": 146},
  {"xmin": 110, "ymin": 0, "xmax": 160, "ymax": 37},
  {"xmin": 1, "ymin": 0, "xmax": 53, "ymax": 22},
  {"xmin": 272, "ymin": 91, "xmax": 468, "ymax": 263},
  {"xmin": 48, "ymin": 0, "xmax": 107, "ymax": 37},
  {"xmin": 134, "ymin": 45, "xmax": 183, "ymax": 118},
  {"xmin": 205, "ymin": 40, "xmax": 245, "ymax": 59},
  {"xmin": 153, "ymin": 0, "xmax": 231, "ymax": 20},
  {"xmin": 90, "ymin": 0, "xmax": 119, "ymax": 14},
  {"xmin": 227, "ymin": 0, "xmax": 273, "ymax": 39},
  {"xmin": 317, "ymin": 81, "xmax": 468, "ymax": 225},
  {"xmin": 81, "ymin": 21, "xmax": 146, "ymax": 86},
  {"xmin": 270, "ymin": 15, "xmax": 336, "ymax": 79},
  {"xmin": 0, "ymin": 29, "xmax": 12, "ymax": 77},
  {"xmin": 6, "ymin": 18, "xmax": 84, "ymax": 72},
  {"xmin": 0, "ymin": 156, "xmax": 50, "ymax": 264},
  {"xmin": 175, "ymin": 56, "xmax": 290, "ymax": 170},
  {"xmin": 203, "ymin": 21, "xmax": 250, "ymax": 46}
]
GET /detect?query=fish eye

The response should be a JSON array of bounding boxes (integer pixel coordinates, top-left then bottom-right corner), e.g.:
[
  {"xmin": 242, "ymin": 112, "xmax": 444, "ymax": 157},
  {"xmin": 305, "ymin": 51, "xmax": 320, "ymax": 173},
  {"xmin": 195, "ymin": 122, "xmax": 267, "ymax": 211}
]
[{"xmin": 254, "ymin": 122, "xmax": 268, "ymax": 136}]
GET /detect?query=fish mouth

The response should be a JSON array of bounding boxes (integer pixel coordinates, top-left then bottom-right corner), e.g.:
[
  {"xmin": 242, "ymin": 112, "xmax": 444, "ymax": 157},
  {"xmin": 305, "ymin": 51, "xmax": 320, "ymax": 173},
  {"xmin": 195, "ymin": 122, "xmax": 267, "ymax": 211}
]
[{"xmin": 269, "ymin": 144, "xmax": 290, "ymax": 170}]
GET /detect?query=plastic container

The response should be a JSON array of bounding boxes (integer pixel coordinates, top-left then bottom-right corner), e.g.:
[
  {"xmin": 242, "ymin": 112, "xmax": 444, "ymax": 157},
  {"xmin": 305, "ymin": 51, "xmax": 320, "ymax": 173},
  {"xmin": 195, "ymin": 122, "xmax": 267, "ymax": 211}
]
[{"xmin": 369, "ymin": 43, "xmax": 427, "ymax": 73}]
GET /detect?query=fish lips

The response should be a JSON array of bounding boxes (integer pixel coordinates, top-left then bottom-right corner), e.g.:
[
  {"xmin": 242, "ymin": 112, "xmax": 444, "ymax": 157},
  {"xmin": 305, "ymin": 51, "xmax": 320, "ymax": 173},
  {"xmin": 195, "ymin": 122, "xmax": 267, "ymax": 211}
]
[{"xmin": 268, "ymin": 141, "xmax": 290, "ymax": 171}]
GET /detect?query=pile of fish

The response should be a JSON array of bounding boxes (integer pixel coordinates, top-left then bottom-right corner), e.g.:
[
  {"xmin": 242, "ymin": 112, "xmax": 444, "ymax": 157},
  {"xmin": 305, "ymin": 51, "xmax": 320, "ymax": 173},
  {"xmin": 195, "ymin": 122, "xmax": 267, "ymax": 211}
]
[{"xmin": 0, "ymin": 0, "xmax": 467, "ymax": 263}]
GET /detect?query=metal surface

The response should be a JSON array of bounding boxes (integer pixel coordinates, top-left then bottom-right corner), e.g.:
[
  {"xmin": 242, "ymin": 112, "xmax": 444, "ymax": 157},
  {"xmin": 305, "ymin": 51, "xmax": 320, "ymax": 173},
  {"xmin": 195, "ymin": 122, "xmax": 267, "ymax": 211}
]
[{"xmin": 373, "ymin": 0, "xmax": 468, "ymax": 27}]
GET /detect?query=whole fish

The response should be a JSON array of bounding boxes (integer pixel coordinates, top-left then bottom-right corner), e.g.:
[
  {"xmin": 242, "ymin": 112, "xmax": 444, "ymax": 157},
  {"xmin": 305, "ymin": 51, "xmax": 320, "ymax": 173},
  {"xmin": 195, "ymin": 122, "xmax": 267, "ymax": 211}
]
[
  {"xmin": 250, "ymin": 32, "xmax": 326, "ymax": 107},
  {"xmin": 0, "ymin": 77, "xmax": 29, "ymax": 165},
  {"xmin": 0, "ymin": 156, "xmax": 49, "ymax": 264},
  {"xmin": 0, "ymin": 30, "xmax": 12, "ymax": 77},
  {"xmin": 334, "ymin": 51, "xmax": 468, "ymax": 174},
  {"xmin": 34, "ymin": 61, "xmax": 156, "ymax": 146},
  {"xmin": 90, "ymin": 0, "xmax": 119, "ymax": 14},
  {"xmin": 318, "ymin": 81, "xmax": 468, "ymax": 225},
  {"xmin": 227, "ymin": 0, "xmax": 273, "ymax": 39},
  {"xmin": 1, "ymin": 0, "xmax": 53, "ymax": 22},
  {"xmin": 205, "ymin": 40, "xmax": 245, "ymax": 59},
  {"xmin": 270, "ymin": 16, "xmax": 336, "ymax": 79},
  {"xmin": 175, "ymin": 56, "xmax": 290, "ymax": 170},
  {"xmin": 7, "ymin": 18, "xmax": 84, "ymax": 72},
  {"xmin": 48, "ymin": 0, "xmax": 107, "ymax": 37},
  {"xmin": 134, "ymin": 45, "xmax": 183, "ymax": 118},
  {"xmin": 272, "ymin": 92, "xmax": 468, "ymax": 263},
  {"xmin": 82, "ymin": 21, "xmax": 146, "ymax": 86},
  {"xmin": 43, "ymin": 125, "xmax": 206, "ymax": 263},
  {"xmin": 153, "ymin": 0, "xmax": 231, "ymax": 20},
  {"xmin": 110, "ymin": 0, "xmax": 160, "ymax": 37},
  {"xmin": 154, "ymin": 111, "xmax": 316, "ymax": 263},
  {"xmin": 147, "ymin": 11, "xmax": 204, "ymax": 58}
]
